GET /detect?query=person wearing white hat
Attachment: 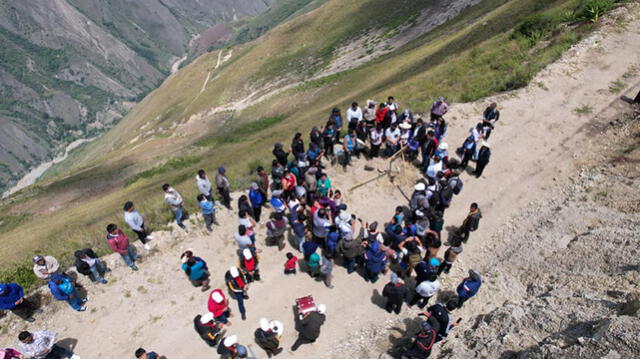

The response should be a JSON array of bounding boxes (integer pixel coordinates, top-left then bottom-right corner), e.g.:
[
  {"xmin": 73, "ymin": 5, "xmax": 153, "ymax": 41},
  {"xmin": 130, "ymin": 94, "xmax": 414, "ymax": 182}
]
[
  {"xmin": 217, "ymin": 335, "xmax": 248, "ymax": 358},
  {"xmin": 254, "ymin": 318, "xmax": 284, "ymax": 357},
  {"xmin": 239, "ymin": 248, "xmax": 261, "ymax": 282},
  {"xmin": 32, "ymin": 255, "xmax": 60, "ymax": 281},
  {"xmin": 208, "ymin": 289, "xmax": 231, "ymax": 325},
  {"xmin": 225, "ymin": 266, "xmax": 249, "ymax": 321},
  {"xmin": 291, "ymin": 304, "xmax": 327, "ymax": 351},
  {"xmin": 193, "ymin": 311, "xmax": 225, "ymax": 347}
]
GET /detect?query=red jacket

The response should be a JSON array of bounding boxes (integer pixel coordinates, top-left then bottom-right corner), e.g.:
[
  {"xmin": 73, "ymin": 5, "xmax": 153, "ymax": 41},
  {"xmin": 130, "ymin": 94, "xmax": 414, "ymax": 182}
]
[
  {"xmin": 375, "ymin": 107, "xmax": 389, "ymax": 124},
  {"xmin": 106, "ymin": 229, "xmax": 130, "ymax": 254},
  {"xmin": 208, "ymin": 289, "xmax": 227, "ymax": 317}
]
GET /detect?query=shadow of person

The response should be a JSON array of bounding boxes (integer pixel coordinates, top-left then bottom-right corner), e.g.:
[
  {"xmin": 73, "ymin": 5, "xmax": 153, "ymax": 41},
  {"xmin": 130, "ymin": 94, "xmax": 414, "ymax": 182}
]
[
  {"xmin": 444, "ymin": 225, "xmax": 461, "ymax": 246},
  {"xmin": 56, "ymin": 337, "xmax": 78, "ymax": 352},
  {"xmin": 370, "ymin": 289, "xmax": 387, "ymax": 310}
]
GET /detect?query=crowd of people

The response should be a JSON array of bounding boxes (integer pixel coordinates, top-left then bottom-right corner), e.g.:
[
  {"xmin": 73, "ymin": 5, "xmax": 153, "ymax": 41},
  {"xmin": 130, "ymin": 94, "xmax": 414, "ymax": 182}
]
[{"xmin": 0, "ymin": 95, "xmax": 500, "ymax": 358}]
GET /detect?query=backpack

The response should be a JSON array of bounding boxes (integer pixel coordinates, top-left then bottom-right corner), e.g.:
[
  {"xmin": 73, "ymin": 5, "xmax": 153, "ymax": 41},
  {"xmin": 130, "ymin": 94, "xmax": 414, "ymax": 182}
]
[
  {"xmin": 468, "ymin": 213, "xmax": 480, "ymax": 232},
  {"xmin": 439, "ymin": 185, "xmax": 454, "ymax": 206},
  {"xmin": 450, "ymin": 177, "xmax": 463, "ymax": 195}
]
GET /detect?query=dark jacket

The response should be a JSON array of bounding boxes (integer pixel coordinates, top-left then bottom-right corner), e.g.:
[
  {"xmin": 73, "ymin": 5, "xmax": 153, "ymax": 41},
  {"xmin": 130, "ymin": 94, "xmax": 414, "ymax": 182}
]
[
  {"xmin": 194, "ymin": 315, "xmax": 223, "ymax": 347},
  {"xmin": 382, "ymin": 282, "xmax": 409, "ymax": 303},
  {"xmin": 299, "ymin": 311, "xmax": 325, "ymax": 340},
  {"xmin": 74, "ymin": 248, "xmax": 99, "ymax": 276},
  {"xmin": 477, "ymin": 146, "xmax": 491, "ymax": 163},
  {"xmin": 338, "ymin": 238, "xmax": 364, "ymax": 259},
  {"xmin": 0, "ymin": 283, "xmax": 24, "ymax": 309},
  {"xmin": 364, "ymin": 242, "xmax": 386, "ymax": 273},
  {"xmin": 427, "ymin": 304, "xmax": 451, "ymax": 342},
  {"xmin": 457, "ymin": 276, "xmax": 482, "ymax": 300},
  {"xmin": 254, "ymin": 328, "xmax": 280, "ymax": 350}
]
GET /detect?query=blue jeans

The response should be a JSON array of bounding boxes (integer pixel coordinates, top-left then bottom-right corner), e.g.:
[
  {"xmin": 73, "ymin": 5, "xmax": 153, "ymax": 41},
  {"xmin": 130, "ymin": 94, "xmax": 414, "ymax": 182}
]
[
  {"xmin": 89, "ymin": 260, "xmax": 107, "ymax": 282},
  {"xmin": 233, "ymin": 292, "xmax": 246, "ymax": 314},
  {"xmin": 120, "ymin": 245, "xmax": 138, "ymax": 268},
  {"xmin": 65, "ymin": 287, "xmax": 84, "ymax": 311},
  {"xmin": 174, "ymin": 207, "xmax": 184, "ymax": 226},
  {"xmin": 215, "ymin": 310, "xmax": 230, "ymax": 323}
]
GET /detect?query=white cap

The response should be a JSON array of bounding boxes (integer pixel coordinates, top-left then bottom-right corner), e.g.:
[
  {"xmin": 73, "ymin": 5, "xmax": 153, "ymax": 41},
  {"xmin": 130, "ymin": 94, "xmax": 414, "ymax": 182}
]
[
  {"xmin": 223, "ymin": 335, "xmax": 237, "ymax": 347},
  {"xmin": 243, "ymin": 248, "xmax": 252, "ymax": 260},
  {"xmin": 200, "ymin": 312, "xmax": 214, "ymax": 324},
  {"xmin": 439, "ymin": 142, "xmax": 448, "ymax": 150},
  {"xmin": 338, "ymin": 212, "xmax": 351, "ymax": 222},
  {"xmin": 399, "ymin": 122, "xmax": 411, "ymax": 130},
  {"xmin": 317, "ymin": 304, "xmax": 326, "ymax": 314},
  {"xmin": 260, "ymin": 318, "xmax": 271, "ymax": 331},
  {"xmin": 414, "ymin": 183, "xmax": 426, "ymax": 191},
  {"xmin": 271, "ymin": 320, "xmax": 284, "ymax": 336},
  {"xmin": 229, "ymin": 266, "xmax": 240, "ymax": 277},
  {"xmin": 211, "ymin": 291, "xmax": 224, "ymax": 303}
]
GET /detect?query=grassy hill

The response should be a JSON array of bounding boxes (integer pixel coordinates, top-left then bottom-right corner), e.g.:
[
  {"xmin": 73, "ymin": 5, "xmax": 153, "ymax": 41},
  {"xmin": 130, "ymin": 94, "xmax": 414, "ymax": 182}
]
[{"xmin": 0, "ymin": 0, "xmax": 627, "ymax": 289}]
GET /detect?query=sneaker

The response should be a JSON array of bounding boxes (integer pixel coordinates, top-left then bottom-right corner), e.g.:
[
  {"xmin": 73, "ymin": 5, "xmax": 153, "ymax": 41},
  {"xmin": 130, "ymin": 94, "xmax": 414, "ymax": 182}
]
[
  {"xmin": 131, "ymin": 265, "xmax": 139, "ymax": 271},
  {"xmin": 144, "ymin": 243, "xmax": 151, "ymax": 250},
  {"xmin": 70, "ymin": 354, "xmax": 82, "ymax": 359},
  {"xmin": 241, "ymin": 313, "xmax": 246, "ymax": 321},
  {"xmin": 77, "ymin": 306, "xmax": 87, "ymax": 312},
  {"xmin": 81, "ymin": 298, "xmax": 88, "ymax": 304},
  {"xmin": 100, "ymin": 279, "xmax": 108, "ymax": 284},
  {"xmin": 33, "ymin": 309, "xmax": 43, "ymax": 314},
  {"xmin": 26, "ymin": 317, "xmax": 35, "ymax": 323},
  {"xmin": 146, "ymin": 235, "xmax": 155, "ymax": 240},
  {"xmin": 274, "ymin": 348, "xmax": 284, "ymax": 356}
]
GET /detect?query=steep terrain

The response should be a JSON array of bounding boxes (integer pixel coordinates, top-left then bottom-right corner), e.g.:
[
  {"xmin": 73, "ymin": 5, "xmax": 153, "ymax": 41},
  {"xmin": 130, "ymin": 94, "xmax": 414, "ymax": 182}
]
[
  {"xmin": 0, "ymin": 7, "xmax": 638, "ymax": 356},
  {"xmin": 0, "ymin": 0, "xmax": 276, "ymax": 193}
]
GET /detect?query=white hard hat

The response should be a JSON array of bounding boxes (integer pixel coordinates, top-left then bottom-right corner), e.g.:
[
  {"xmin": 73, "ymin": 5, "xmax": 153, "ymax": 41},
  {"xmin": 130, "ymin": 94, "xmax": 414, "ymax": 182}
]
[
  {"xmin": 414, "ymin": 183, "xmax": 426, "ymax": 191},
  {"xmin": 211, "ymin": 291, "xmax": 224, "ymax": 303},
  {"xmin": 317, "ymin": 304, "xmax": 326, "ymax": 314},
  {"xmin": 260, "ymin": 318, "xmax": 271, "ymax": 331},
  {"xmin": 223, "ymin": 335, "xmax": 238, "ymax": 347},
  {"xmin": 439, "ymin": 142, "xmax": 448, "ymax": 150},
  {"xmin": 243, "ymin": 248, "xmax": 252, "ymax": 260},
  {"xmin": 271, "ymin": 320, "xmax": 284, "ymax": 336},
  {"xmin": 229, "ymin": 266, "xmax": 240, "ymax": 277},
  {"xmin": 200, "ymin": 312, "xmax": 214, "ymax": 324}
]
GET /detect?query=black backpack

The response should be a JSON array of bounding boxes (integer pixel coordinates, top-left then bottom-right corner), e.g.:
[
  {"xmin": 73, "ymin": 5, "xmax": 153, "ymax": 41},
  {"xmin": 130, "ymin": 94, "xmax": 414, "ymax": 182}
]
[{"xmin": 450, "ymin": 177, "xmax": 463, "ymax": 195}]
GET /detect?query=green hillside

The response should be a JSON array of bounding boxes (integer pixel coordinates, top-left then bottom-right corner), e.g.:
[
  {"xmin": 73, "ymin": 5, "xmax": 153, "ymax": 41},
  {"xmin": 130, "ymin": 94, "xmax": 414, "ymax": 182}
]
[{"xmin": 0, "ymin": 0, "xmax": 627, "ymax": 289}]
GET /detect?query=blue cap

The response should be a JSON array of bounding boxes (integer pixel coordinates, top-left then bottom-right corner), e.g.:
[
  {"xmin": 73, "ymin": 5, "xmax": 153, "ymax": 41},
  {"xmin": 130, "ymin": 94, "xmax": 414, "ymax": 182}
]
[
  {"xmin": 0, "ymin": 283, "xmax": 8, "ymax": 294},
  {"xmin": 428, "ymin": 258, "xmax": 440, "ymax": 267},
  {"xmin": 236, "ymin": 345, "xmax": 247, "ymax": 358},
  {"xmin": 218, "ymin": 167, "xmax": 226, "ymax": 173}
]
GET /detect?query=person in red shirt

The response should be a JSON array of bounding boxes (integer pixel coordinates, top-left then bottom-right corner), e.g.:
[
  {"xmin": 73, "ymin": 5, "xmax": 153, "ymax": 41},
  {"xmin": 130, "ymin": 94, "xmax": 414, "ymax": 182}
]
[
  {"xmin": 208, "ymin": 289, "xmax": 232, "ymax": 325},
  {"xmin": 239, "ymin": 249, "xmax": 261, "ymax": 282},
  {"xmin": 105, "ymin": 224, "xmax": 139, "ymax": 271},
  {"xmin": 284, "ymin": 252, "xmax": 298, "ymax": 275},
  {"xmin": 281, "ymin": 169, "xmax": 297, "ymax": 201}
]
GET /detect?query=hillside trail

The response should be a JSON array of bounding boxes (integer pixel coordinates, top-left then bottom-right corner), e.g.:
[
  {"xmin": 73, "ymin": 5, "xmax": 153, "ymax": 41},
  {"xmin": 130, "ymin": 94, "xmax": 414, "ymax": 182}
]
[{"xmin": 1, "ymin": 7, "xmax": 639, "ymax": 358}]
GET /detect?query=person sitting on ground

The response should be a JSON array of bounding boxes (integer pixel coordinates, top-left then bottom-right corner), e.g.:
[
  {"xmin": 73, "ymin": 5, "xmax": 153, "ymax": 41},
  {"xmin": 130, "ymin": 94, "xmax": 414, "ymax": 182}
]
[
  {"xmin": 162, "ymin": 183, "xmax": 187, "ymax": 230},
  {"xmin": 123, "ymin": 201, "xmax": 155, "ymax": 250},
  {"xmin": 47, "ymin": 273, "xmax": 87, "ymax": 312},
  {"xmin": 382, "ymin": 273, "xmax": 409, "ymax": 315},
  {"xmin": 254, "ymin": 318, "xmax": 284, "ymax": 358},
  {"xmin": 134, "ymin": 348, "xmax": 159, "ymax": 359},
  {"xmin": 193, "ymin": 312, "xmax": 225, "ymax": 347},
  {"xmin": 284, "ymin": 253, "xmax": 298, "ymax": 275},
  {"xmin": 239, "ymin": 248, "xmax": 261, "ymax": 282},
  {"xmin": 266, "ymin": 212, "xmax": 288, "ymax": 250},
  {"xmin": 405, "ymin": 320, "xmax": 437, "ymax": 359},
  {"xmin": 0, "ymin": 283, "xmax": 40, "ymax": 323},
  {"xmin": 18, "ymin": 330, "xmax": 80, "ymax": 359},
  {"xmin": 291, "ymin": 304, "xmax": 326, "ymax": 351},
  {"xmin": 384, "ymin": 122, "xmax": 401, "ymax": 157},
  {"xmin": 74, "ymin": 248, "xmax": 108, "ymax": 284},
  {"xmin": 106, "ymin": 223, "xmax": 139, "ymax": 271},
  {"xmin": 369, "ymin": 124, "xmax": 384, "ymax": 158},
  {"xmin": 455, "ymin": 203, "xmax": 482, "ymax": 244},
  {"xmin": 197, "ymin": 194, "xmax": 218, "ymax": 232},
  {"xmin": 225, "ymin": 266, "xmax": 249, "ymax": 321},
  {"xmin": 208, "ymin": 289, "xmax": 232, "ymax": 325},
  {"xmin": 32, "ymin": 255, "xmax": 60, "ymax": 281},
  {"xmin": 181, "ymin": 252, "xmax": 210, "ymax": 292},
  {"xmin": 456, "ymin": 270, "xmax": 482, "ymax": 307}
]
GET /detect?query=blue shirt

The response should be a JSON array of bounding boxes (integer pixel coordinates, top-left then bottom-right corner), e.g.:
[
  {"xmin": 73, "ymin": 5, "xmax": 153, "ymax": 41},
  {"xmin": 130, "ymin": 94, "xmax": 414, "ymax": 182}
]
[
  {"xmin": 182, "ymin": 260, "xmax": 207, "ymax": 281},
  {"xmin": 302, "ymin": 241, "xmax": 319, "ymax": 258},
  {"xmin": 292, "ymin": 221, "xmax": 306, "ymax": 238},
  {"xmin": 249, "ymin": 189, "xmax": 263, "ymax": 207},
  {"xmin": 0, "ymin": 283, "xmax": 23, "ymax": 309},
  {"xmin": 457, "ymin": 277, "xmax": 482, "ymax": 299},
  {"xmin": 199, "ymin": 200, "xmax": 215, "ymax": 215}
]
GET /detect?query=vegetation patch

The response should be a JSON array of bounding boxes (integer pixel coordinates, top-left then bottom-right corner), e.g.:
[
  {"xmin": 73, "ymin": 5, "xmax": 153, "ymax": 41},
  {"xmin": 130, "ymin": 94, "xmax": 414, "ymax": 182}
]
[
  {"xmin": 125, "ymin": 156, "xmax": 203, "ymax": 186},
  {"xmin": 195, "ymin": 115, "xmax": 287, "ymax": 147}
]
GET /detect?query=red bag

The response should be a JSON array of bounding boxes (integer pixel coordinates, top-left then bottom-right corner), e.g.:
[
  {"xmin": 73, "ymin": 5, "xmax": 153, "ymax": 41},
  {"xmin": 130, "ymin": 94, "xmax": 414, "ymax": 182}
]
[{"xmin": 296, "ymin": 295, "xmax": 317, "ymax": 315}]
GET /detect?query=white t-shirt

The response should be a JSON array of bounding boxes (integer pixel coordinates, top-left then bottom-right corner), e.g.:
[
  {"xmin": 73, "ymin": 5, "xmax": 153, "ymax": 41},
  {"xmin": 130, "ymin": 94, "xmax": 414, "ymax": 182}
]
[
  {"xmin": 385, "ymin": 128, "xmax": 401, "ymax": 144},
  {"xmin": 346, "ymin": 107, "xmax": 363, "ymax": 122},
  {"xmin": 370, "ymin": 129, "xmax": 383, "ymax": 145},
  {"xmin": 416, "ymin": 279, "xmax": 441, "ymax": 297}
]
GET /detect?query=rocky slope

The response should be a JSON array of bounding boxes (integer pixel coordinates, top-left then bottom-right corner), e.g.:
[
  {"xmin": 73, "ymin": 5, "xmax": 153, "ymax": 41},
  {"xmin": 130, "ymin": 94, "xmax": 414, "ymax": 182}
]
[{"xmin": 0, "ymin": 0, "xmax": 274, "ymax": 193}]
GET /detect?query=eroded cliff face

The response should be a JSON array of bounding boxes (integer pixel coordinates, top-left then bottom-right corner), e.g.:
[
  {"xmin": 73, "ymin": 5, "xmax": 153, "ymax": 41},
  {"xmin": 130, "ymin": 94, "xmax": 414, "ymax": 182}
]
[{"xmin": 0, "ymin": 0, "xmax": 273, "ymax": 192}]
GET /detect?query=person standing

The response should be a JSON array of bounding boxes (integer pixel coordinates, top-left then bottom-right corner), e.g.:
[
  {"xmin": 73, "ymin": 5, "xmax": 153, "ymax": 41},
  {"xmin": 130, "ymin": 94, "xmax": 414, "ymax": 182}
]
[
  {"xmin": 162, "ymin": 184, "xmax": 187, "ymax": 230},
  {"xmin": 482, "ymin": 102, "xmax": 500, "ymax": 139},
  {"xmin": 123, "ymin": 201, "xmax": 154, "ymax": 250},
  {"xmin": 291, "ymin": 304, "xmax": 326, "ymax": 351},
  {"xmin": 319, "ymin": 255, "xmax": 334, "ymax": 289},
  {"xmin": 197, "ymin": 194, "xmax": 217, "ymax": 232},
  {"xmin": 338, "ymin": 234, "xmax": 364, "ymax": 274},
  {"xmin": 74, "ymin": 248, "xmax": 108, "ymax": 284},
  {"xmin": 266, "ymin": 212, "xmax": 288, "ymax": 250},
  {"xmin": 193, "ymin": 312, "xmax": 225, "ymax": 347},
  {"xmin": 254, "ymin": 166, "xmax": 270, "ymax": 206},
  {"xmin": 47, "ymin": 273, "xmax": 86, "ymax": 312},
  {"xmin": 254, "ymin": 318, "xmax": 284, "ymax": 357},
  {"xmin": 424, "ymin": 299, "xmax": 460, "ymax": 343},
  {"xmin": 18, "ymin": 330, "xmax": 80, "ymax": 359},
  {"xmin": 249, "ymin": 183, "xmax": 263, "ymax": 222},
  {"xmin": 32, "ymin": 255, "xmax": 60, "ymax": 281},
  {"xmin": 473, "ymin": 142, "xmax": 491, "ymax": 178},
  {"xmin": 239, "ymin": 248, "xmax": 261, "ymax": 283},
  {"xmin": 456, "ymin": 203, "xmax": 482, "ymax": 244},
  {"xmin": 106, "ymin": 223, "xmax": 139, "ymax": 271},
  {"xmin": 0, "ymin": 283, "xmax": 40, "ymax": 322},
  {"xmin": 382, "ymin": 273, "xmax": 409, "ymax": 314},
  {"xmin": 196, "ymin": 169, "xmax": 214, "ymax": 201},
  {"xmin": 346, "ymin": 102, "xmax": 363, "ymax": 131},
  {"xmin": 363, "ymin": 241, "xmax": 386, "ymax": 283},
  {"xmin": 438, "ymin": 246, "xmax": 462, "ymax": 275},
  {"xmin": 369, "ymin": 124, "xmax": 383, "ymax": 158},
  {"xmin": 409, "ymin": 274, "xmax": 441, "ymax": 309},
  {"xmin": 216, "ymin": 167, "xmax": 232, "ymax": 210},
  {"xmin": 208, "ymin": 289, "xmax": 232, "ymax": 325},
  {"xmin": 430, "ymin": 96, "xmax": 448, "ymax": 121},
  {"xmin": 456, "ymin": 270, "xmax": 482, "ymax": 307},
  {"xmin": 225, "ymin": 266, "xmax": 249, "ymax": 321},
  {"xmin": 384, "ymin": 123, "xmax": 401, "ymax": 157}
]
